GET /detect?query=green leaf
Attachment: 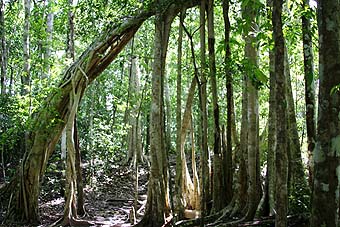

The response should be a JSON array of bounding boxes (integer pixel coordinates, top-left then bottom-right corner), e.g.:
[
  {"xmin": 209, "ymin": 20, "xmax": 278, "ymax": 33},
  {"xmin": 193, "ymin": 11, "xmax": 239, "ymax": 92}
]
[
  {"xmin": 331, "ymin": 84, "xmax": 340, "ymax": 95},
  {"xmin": 254, "ymin": 67, "xmax": 268, "ymax": 84}
]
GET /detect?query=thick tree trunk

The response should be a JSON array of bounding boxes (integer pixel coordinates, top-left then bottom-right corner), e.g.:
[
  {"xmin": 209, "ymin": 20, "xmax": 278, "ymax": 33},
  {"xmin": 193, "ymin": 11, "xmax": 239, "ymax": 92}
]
[
  {"xmin": 284, "ymin": 47, "xmax": 309, "ymax": 213},
  {"xmin": 231, "ymin": 72, "xmax": 248, "ymax": 217},
  {"xmin": 137, "ymin": 2, "xmax": 185, "ymax": 226},
  {"xmin": 301, "ymin": 0, "xmax": 316, "ymax": 188},
  {"xmin": 199, "ymin": 0, "xmax": 210, "ymax": 218},
  {"xmin": 222, "ymin": 0, "xmax": 233, "ymax": 206},
  {"xmin": 179, "ymin": 16, "xmax": 207, "ymax": 212},
  {"xmin": 245, "ymin": 80, "xmax": 261, "ymax": 220},
  {"xmin": 242, "ymin": 0, "xmax": 261, "ymax": 220},
  {"xmin": 261, "ymin": 0, "xmax": 275, "ymax": 217},
  {"xmin": 310, "ymin": 0, "xmax": 340, "ymax": 226},
  {"xmin": 272, "ymin": 0, "xmax": 288, "ymax": 226},
  {"xmin": 58, "ymin": 91, "xmax": 80, "ymax": 226},
  {"xmin": 175, "ymin": 9, "xmax": 185, "ymax": 218},
  {"xmin": 177, "ymin": 77, "xmax": 197, "ymax": 211},
  {"xmin": 208, "ymin": 0, "xmax": 223, "ymax": 213}
]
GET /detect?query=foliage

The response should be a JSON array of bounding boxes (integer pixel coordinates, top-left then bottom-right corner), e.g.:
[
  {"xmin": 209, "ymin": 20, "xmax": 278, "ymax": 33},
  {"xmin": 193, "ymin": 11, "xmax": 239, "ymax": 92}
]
[{"xmin": 0, "ymin": 95, "xmax": 28, "ymax": 179}]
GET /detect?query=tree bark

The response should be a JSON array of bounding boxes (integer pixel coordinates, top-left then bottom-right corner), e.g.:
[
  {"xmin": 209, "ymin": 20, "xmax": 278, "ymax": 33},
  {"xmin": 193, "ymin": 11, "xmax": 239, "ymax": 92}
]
[
  {"xmin": 284, "ymin": 46, "xmax": 309, "ymax": 213},
  {"xmin": 231, "ymin": 69, "xmax": 248, "ymax": 217},
  {"xmin": 301, "ymin": 0, "xmax": 316, "ymax": 188},
  {"xmin": 175, "ymin": 9, "xmax": 185, "ymax": 218},
  {"xmin": 267, "ymin": 47, "xmax": 276, "ymax": 216},
  {"xmin": 59, "ymin": 90, "xmax": 80, "ymax": 226},
  {"xmin": 176, "ymin": 77, "xmax": 197, "ymax": 212},
  {"xmin": 190, "ymin": 114, "xmax": 200, "ymax": 211},
  {"xmin": 242, "ymin": 0, "xmax": 261, "ymax": 220},
  {"xmin": 127, "ymin": 56, "xmax": 143, "ymax": 166},
  {"xmin": 137, "ymin": 2, "xmax": 184, "ymax": 226},
  {"xmin": 272, "ymin": 0, "xmax": 288, "ymax": 226},
  {"xmin": 199, "ymin": 0, "xmax": 210, "ymax": 219},
  {"xmin": 264, "ymin": 0, "xmax": 276, "ymax": 217},
  {"xmin": 208, "ymin": 0, "xmax": 223, "ymax": 212},
  {"xmin": 222, "ymin": 0, "xmax": 233, "ymax": 206},
  {"xmin": 74, "ymin": 118, "xmax": 86, "ymax": 216},
  {"xmin": 310, "ymin": 0, "xmax": 340, "ymax": 226}
]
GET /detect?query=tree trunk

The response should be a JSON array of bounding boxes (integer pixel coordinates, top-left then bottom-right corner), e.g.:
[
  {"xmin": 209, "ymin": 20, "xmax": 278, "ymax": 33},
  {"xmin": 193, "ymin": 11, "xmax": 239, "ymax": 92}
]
[
  {"xmin": 176, "ymin": 77, "xmax": 197, "ymax": 212},
  {"xmin": 199, "ymin": 0, "xmax": 210, "ymax": 218},
  {"xmin": 263, "ymin": 0, "xmax": 276, "ymax": 217},
  {"xmin": 127, "ymin": 56, "xmax": 143, "ymax": 166},
  {"xmin": 190, "ymin": 114, "xmax": 200, "ymax": 211},
  {"xmin": 180, "ymin": 14, "xmax": 212, "ymax": 212},
  {"xmin": 310, "ymin": 0, "xmax": 340, "ymax": 226},
  {"xmin": 66, "ymin": 0, "xmax": 86, "ymax": 218},
  {"xmin": 74, "ymin": 118, "xmax": 86, "ymax": 217},
  {"xmin": 137, "ymin": 3, "xmax": 177, "ymax": 226},
  {"xmin": 267, "ymin": 47, "xmax": 276, "ymax": 216},
  {"xmin": 164, "ymin": 70, "xmax": 172, "ymax": 154},
  {"xmin": 284, "ymin": 46, "xmax": 309, "ymax": 213},
  {"xmin": 301, "ymin": 0, "xmax": 316, "ymax": 188},
  {"xmin": 231, "ymin": 70, "xmax": 248, "ymax": 217},
  {"xmin": 222, "ymin": 0, "xmax": 233, "ymax": 206},
  {"xmin": 208, "ymin": 0, "xmax": 223, "ymax": 213},
  {"xmin": 43, "ymin": 0, "xmax": 54, "ymax": 79},
  {"xmin": 272, "ymin": 0, "xmax": 288, "ymax": 226},
  {"xmin": 242, "ymin": 0, "xmax": 261, "ymax": 220},
  {"xmin": 0, "ymin": 0, "xmax": 6, "ymax": 95},
  {"xmin": 175, "ymin": 9, "xmax": 185, "ymax": 218},
  {"xmin": 57, "ymin": 90, "xmax": 80, "ymax": 226}
]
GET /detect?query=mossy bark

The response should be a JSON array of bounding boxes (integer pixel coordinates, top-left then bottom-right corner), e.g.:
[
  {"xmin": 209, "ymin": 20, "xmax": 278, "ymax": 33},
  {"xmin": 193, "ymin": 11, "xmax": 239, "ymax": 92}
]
[
  {"xmin": 310, "ymin": 0, "xmax": 340, "ymax": 226},
  {"xmin": 272, "ymin": 0, "xmax": 288, "ymax": 226}
]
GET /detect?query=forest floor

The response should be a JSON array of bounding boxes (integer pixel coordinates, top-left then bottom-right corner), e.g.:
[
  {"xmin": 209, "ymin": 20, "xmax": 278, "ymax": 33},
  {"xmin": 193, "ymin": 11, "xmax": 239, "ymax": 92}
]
[
  {"xmin": 0, "ymin": 164, "xmax": 149, "ymax": 227},
  {"xmin": 40, "ymin": 164, "xmax": 149, "ymax": 227},
  {"xmin": 0, "ymin": 158, "xmax": 309, "ymax": 227}
]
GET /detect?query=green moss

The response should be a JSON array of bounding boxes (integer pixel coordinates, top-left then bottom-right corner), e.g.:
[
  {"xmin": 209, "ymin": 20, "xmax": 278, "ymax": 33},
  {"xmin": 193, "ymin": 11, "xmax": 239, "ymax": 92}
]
[
  {"xmin": 313, "ymin": 142, "xmax": 325, "ymax": 163},
  {"xmin": 331, "ymin": 135, "xmax": 340, "ymax": 157},
  {"xmin": 336, "ymin": 166, "xmax": 340, "ymax": 200},
  {"xmin": 321, "ymin": 183, "xmax": 329, "ymax": 192},
  {"xmin": 325, "ymin": 17, "xmax": 336, "ymax": 32}
]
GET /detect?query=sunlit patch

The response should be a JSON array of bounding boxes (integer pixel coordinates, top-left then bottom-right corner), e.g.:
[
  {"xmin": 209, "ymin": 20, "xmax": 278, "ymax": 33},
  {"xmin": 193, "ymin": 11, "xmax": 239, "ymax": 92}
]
[
  {"xmin": 41, "ymin": 197, "xmax": 64, "ymax": 207},
  {"xmin": 310, "ymin": 0, "xmax": 317, "ymax": 8}
]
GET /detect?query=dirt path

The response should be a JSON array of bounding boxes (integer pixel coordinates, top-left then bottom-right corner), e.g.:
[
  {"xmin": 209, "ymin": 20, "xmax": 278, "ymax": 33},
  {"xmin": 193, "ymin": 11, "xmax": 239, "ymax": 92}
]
[{"xmin": 5, "ymin": 165, "xmax": 149, "ymax": 227}]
